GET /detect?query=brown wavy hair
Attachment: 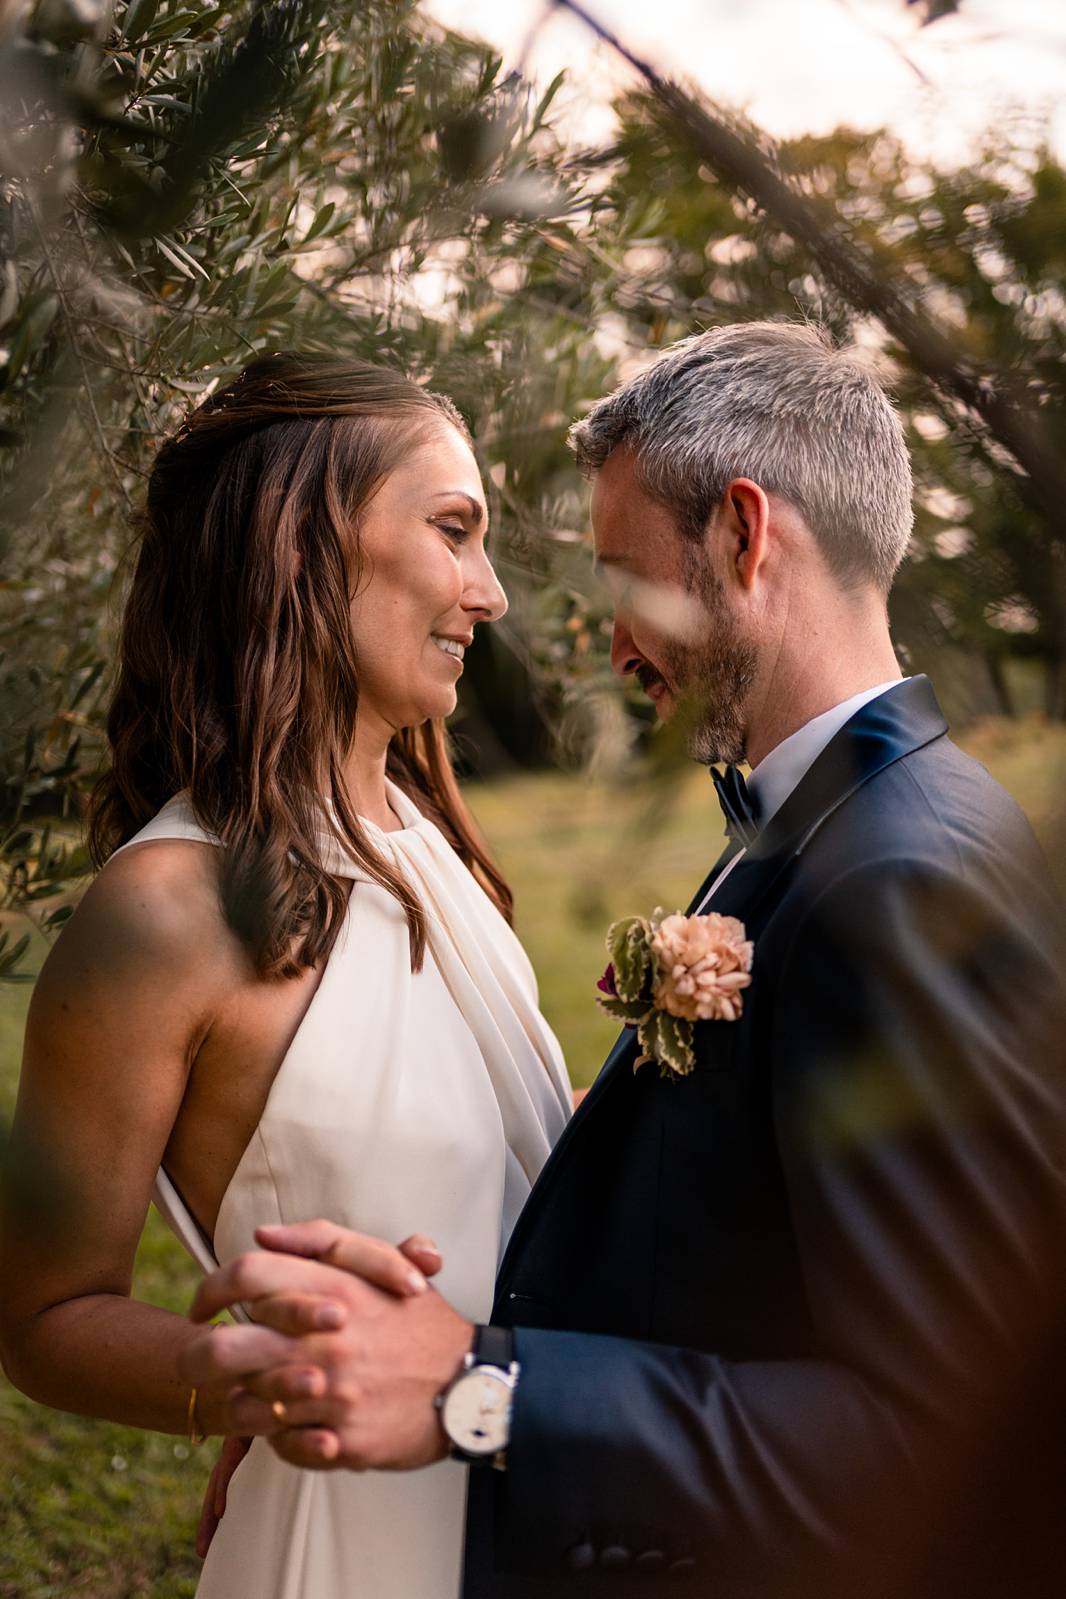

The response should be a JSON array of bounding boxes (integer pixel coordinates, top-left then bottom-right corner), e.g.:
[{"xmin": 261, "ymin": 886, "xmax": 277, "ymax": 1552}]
[{"xmin": 87, "ymin": 351, "xmax": 512, "ymax": 977}]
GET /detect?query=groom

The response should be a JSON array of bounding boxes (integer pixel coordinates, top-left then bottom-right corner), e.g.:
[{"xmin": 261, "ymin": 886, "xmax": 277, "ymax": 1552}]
[{"xmin": 182, "ymin": 322, "xmax": 1066, "ymax": 1597}]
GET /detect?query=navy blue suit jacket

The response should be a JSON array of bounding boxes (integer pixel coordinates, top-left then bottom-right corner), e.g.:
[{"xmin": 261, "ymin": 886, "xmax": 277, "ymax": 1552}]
[{"xmin": 462, "ymin": 677, "xmax": 1066, "ymax": 1599}]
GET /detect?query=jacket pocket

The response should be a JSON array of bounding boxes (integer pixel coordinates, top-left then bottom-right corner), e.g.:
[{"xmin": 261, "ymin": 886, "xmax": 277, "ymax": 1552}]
[{"xmin": 498, "ymin": 1289, "xmax": 559, "ymax": 1330}]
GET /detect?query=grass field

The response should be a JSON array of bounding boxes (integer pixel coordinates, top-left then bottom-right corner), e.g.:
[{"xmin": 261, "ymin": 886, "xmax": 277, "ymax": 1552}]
[{"xmin": 2, "ymin": 720, "xmax": 1065, "ymax": 1598}]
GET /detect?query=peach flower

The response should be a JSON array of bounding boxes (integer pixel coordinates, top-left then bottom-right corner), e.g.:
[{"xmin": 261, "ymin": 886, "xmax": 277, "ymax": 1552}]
[{"xmin": 650, "ymin": 912, "xmax": 753, "ymax": 1024}]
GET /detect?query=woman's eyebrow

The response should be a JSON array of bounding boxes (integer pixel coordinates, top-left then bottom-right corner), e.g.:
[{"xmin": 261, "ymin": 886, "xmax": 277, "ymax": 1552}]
[{"xmin": 429, "ymin": 491, "xmax": 485, "ymax": 526}]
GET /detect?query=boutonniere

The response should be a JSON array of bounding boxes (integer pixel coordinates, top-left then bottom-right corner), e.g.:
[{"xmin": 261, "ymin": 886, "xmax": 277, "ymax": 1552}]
[{"xmin": 596, "ymin": 908, "xmax": 754, "ymax": 1077}]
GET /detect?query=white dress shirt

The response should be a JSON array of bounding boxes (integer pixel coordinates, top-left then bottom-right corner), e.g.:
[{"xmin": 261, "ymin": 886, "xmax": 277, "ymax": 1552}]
[{"xmin": 697, "ymin": 678, "xmax": 908, "ymax": 914}]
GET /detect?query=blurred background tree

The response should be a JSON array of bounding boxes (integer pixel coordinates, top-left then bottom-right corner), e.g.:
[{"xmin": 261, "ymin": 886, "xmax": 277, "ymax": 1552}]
[
  {"xmin": 0, "ymin": 0, "xmax": 623, "ymax": 972},
  {"xmin": 5, "ymin": 0, "xmax": 1065, "ymax": 980},
  {"xmin": 2, "ymin": 1, "xmax": 1065, "ymax": 1590}
]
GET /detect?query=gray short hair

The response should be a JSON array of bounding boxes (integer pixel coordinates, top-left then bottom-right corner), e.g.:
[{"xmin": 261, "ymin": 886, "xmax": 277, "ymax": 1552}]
[{"xmin": 569, "ymin": 320, "xmax": 913, "ymax": 591}]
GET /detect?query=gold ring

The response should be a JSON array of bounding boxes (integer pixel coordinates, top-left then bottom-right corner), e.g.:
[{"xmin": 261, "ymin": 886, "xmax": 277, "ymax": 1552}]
[{"xmin": 271, "ymin": 1399, "xmax": 288, "ymax": 1423}]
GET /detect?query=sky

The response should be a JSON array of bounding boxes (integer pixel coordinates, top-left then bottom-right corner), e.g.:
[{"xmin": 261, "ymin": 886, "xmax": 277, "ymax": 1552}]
[{"xmin": 422, "ymin": 0, "xmax": 1066, "ymax": 167}]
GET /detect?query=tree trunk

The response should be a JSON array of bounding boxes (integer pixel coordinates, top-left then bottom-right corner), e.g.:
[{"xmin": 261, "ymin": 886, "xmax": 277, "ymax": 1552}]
[
  {"xmin": 1043, "ymin": 651, "xmax": 1066, "ymax": 721},
  {"xmin": 984, "ymin": 653, "xmax": 1016, "ymax": 718}
]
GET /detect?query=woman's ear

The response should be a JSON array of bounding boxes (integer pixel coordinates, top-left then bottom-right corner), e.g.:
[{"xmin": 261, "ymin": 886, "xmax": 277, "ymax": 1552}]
[{"xmin": 719, "ymin": 478, "xmax": 771, "ymax": 591}]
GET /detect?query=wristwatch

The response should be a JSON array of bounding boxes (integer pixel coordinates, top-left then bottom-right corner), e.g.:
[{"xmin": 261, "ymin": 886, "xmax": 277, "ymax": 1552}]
[{"xmin": 435, "ymin": 1324, "xmax": 519, "ymax": 1470}]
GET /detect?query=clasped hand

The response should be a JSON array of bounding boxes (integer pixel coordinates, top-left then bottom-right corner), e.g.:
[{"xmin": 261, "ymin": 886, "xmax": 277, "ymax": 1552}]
[{"xmin": 178, "ymin": 1219, "xmax": 473, "ymax": 1473}]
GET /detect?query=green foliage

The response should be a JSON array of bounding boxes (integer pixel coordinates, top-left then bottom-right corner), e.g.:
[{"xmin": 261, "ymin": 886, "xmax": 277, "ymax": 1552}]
[
  {"xmin": 3, "ymin": 0, "xmax": 1066, "ymax": 997},
  {"xmin": 606, "ymin": 913, "xmax": 654, "ymax": 1002},
  {"xmin": 638, "ymin": 1007, "xmax": 694, "ymax": 1077},
  {"xmin": 595, "ymin": 991, "xmax": 651, "ymax": 1025},
  {"xmin": 0, "ymin": 0, "xmax": 616, "ymax": 974}
]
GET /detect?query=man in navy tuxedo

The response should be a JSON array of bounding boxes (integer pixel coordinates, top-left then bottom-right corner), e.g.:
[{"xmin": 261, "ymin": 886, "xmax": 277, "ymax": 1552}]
[{"xmin": 185, "ymin": 322, "xmax": 1066, "ymax": 1597}]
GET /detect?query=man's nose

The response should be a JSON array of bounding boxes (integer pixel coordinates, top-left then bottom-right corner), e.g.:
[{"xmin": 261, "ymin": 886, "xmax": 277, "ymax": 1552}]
[{"xmin": 610, "ymin": 616, "xmax": 641, "ymax": 678}]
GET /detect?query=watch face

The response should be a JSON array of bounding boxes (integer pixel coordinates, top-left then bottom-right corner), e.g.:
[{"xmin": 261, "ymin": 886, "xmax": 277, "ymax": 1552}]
[{"xmin": 441, "ymin": 1368, "xmax": 513, "ymax": 1455}]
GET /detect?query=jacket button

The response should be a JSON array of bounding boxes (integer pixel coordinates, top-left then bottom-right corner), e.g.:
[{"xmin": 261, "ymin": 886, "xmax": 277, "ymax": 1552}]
[
  {"xmin": 636, "ymin": 1549, "xmax": 667, "ymax": 1572},
  {"xmin": 566, "ymin": 1542, "xmax": 596, "ymax": 1572},
  {"xmin": 670, "ymin": 1556, "xmax": 697, "ymax": 1576},
  {"xmin": 599, "ymin": 1545, "xmax": 631, "ymax": 1569}
]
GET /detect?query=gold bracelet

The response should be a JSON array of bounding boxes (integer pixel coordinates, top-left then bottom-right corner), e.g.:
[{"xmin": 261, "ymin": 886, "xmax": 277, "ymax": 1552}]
[{"xmin": 187, "ymin": 1386, "xmax": 207, "ymax": 1448}]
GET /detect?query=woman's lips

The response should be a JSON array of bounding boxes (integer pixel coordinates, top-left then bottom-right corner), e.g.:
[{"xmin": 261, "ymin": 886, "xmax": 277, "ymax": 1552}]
[{"xmin": 430, "ymin": 635, "xmax": 466, "ymax": 670}]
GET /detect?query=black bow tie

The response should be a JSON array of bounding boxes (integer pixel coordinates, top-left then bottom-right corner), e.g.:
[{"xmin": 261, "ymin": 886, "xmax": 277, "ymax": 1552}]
[{"xmin": 710, "ymin": 763, "xmax": 760, "ymax": 848}]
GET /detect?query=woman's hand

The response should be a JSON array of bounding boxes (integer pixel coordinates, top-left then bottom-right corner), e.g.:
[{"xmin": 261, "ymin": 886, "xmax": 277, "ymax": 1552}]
[
  {"xmin": 190, "ymin": 1226, "xmax": 444, "ymax": 1552},
  {"xmin": 181, "ymin": 1246, "xmax": 472, "ymax": 1475},
  {"xmin": 197, "ymin": 1435, "xmax": 253, "ymax": 1559}
]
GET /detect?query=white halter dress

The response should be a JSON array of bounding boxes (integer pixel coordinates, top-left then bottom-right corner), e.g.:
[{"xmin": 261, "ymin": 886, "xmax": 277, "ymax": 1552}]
[{"xmin": 115, "ymin": 780, "xmax": 571, "ymax": 1599}]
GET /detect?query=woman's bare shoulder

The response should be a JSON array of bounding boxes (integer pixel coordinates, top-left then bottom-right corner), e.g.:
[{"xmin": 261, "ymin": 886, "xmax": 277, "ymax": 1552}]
[{"xmin": 39, "ymin": 836, "xmax": 246, "ymax": 1016}]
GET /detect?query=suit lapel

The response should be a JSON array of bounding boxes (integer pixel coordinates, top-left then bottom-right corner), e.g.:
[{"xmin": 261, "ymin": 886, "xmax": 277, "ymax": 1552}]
[
  {"xmin": 494, "ymin": 1023, "xmax": 637, "ymax": 1302},
  {"xmin": 702, "ymin": 675, "xmax": 948, "ymax": 921},
  {"xmin": 494, "ymin": 677, "xmax": 949, "ymax": 1303},
  {"xmin": 684, "ymin": 836, "xmax": 741, "ymax": 914}
]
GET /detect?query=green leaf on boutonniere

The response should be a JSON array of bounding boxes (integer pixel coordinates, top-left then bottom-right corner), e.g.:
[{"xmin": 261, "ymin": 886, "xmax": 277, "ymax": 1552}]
[
  {"xmin": 596, "ymin": 993, "xmax": 653, "ymax": 1024},
  {"xmin": 639, "ymin": 1010, "xmax": 696, "ymax": 1077},
  {"xmin": 608, "ymin": 916, "xmax": 653, "ymax": 1003}
]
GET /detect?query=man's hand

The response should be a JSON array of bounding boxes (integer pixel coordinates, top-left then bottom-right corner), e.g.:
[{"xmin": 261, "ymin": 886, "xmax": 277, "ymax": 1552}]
[
  {"xmin": 179, "ymin": 1223, "xmax": 472, "ymax": 1473},
  {"xmin": 191, "ymin": 1230, "xmax": 443, "ymax": 1550},
  {"xmin": 251, "ymin": 1220, "xmax": 445, "ymax": 1290}
]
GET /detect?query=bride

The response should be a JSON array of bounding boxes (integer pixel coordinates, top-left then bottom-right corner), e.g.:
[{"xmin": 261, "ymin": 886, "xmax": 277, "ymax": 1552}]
[{"xmin": 0, "ymin": 354, "xmax": 572, "ymax": 1597}]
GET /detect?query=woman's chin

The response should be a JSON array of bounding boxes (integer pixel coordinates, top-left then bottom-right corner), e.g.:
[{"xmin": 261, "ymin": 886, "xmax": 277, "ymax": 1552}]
[{"xmin": 396, "ymin": 690, "xmax": 459, "ymax": 729}]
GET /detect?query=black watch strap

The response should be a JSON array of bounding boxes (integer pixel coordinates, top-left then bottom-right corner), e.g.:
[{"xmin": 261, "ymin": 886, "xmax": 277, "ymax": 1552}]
[{"xmin": 472, "ymin": 1322, "xmax": 513, "ymax": 1370}]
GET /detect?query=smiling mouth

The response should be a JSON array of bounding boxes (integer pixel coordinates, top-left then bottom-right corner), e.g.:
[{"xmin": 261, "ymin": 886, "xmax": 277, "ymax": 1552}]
[{"xmin": 431, "ymin": 636, "xmax": 466, "ymax": 661}]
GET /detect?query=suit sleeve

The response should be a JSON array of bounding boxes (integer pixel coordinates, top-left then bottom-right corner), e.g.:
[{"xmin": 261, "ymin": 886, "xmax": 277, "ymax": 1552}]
[{"xmin": 492, "ymin": 857, "xmax": 1066, "ymax": 1589}]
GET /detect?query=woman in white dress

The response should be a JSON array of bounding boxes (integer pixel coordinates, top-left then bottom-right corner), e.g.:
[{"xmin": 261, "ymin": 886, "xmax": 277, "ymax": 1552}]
[{"xmin": 0, "ymin": 355, "xmax": 572, "ymax": 1597}]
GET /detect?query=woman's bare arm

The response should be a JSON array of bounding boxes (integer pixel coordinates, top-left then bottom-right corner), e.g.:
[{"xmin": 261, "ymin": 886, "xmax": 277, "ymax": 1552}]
[
  {"xmin": 0, "ymin": 841, "xmax": 236, "ymax": 1435},
  {"xmin": 0, "ymin": 840, "xmax": 440, "ymax": 1440}
]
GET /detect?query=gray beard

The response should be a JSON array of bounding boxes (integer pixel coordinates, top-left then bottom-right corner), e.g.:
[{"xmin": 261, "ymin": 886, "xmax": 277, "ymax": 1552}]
[
  {"xmin": 664, "ymin": 566, "xmax": 758, "ymax": 767},
  {"xmin": 686, "ymin": 695, "xmax": 750, "ymax": 767}
]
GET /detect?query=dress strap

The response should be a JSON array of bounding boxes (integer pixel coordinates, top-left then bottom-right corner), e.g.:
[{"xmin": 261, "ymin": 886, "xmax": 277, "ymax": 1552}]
[
  {"xmin": 153, "ymin": 1169, "xmax": 252, "ymax": 1322},
  {"xmin": 108, "ymin": 792, "xmax": 219, "ymax": 858},
  {"xmin": 153, "ymin": 1167, "xmax": 218, "ymax": 1275}
]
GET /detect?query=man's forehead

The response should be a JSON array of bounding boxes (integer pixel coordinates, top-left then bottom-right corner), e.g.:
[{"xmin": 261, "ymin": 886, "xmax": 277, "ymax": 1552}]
[
  {"xmin": 590, "ymin": 448, "xmax": 672, "ymax": 562},
  {"xmin": 591, "ymin": 448, "xmax": 641, "ymax": 526},
  {"xmin": 591, "ymin": 443, "xmax": 641, "ymax": 501}
]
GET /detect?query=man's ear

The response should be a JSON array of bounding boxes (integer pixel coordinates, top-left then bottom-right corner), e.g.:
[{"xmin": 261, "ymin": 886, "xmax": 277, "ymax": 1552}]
[{"xmin": 717, "ymin": 478, "xmax": 771, "ymax": 592}]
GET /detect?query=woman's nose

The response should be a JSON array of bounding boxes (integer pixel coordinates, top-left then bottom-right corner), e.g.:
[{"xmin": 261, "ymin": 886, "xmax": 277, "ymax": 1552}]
[{"xmin": 464, "ymin": 551, "xmax": 508, "ymax": 623}]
